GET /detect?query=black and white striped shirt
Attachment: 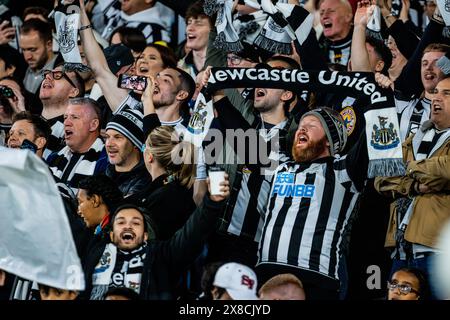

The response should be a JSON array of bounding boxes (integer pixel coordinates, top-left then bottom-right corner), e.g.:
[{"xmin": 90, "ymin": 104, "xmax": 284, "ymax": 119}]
[
  {"xmin": 257, "ymin": 150, "xmax": 367, "ymax": 281},
  {"xmin": 225, "ymin": 121, "xmax": 291, "ymax": 242},
  {"xmin": 43, "ymin": 115, "xmax": 65, "ymax": 160},
  {"xmin": 100, "ymin": 1, "xmax": 174, "ymax": 44}
]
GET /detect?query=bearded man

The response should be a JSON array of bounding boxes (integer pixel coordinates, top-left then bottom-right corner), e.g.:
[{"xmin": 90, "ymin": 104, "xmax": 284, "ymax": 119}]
[{"xmin": 255, "ymin": 107, "xmax": 370, "ymax": 300}]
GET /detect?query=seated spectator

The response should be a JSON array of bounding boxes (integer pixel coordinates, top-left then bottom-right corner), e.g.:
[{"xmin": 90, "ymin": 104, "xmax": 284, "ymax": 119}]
[
  {"xmin": 259, "ymin": 273, "xmax": 306, "ymax": 300},
  {"xmin": 387, "ymin": 267, "xmax": 429, "ymax": 300},
  {"xmin": 212, "ymin": 262, "xmax": 259, "ymax": 300}
]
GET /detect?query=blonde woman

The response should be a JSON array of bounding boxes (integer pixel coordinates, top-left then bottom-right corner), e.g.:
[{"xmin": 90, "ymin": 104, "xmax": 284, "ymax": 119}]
[{"xmin": 128, "ymin": 126, "xmax": 197, "ymax": 240}]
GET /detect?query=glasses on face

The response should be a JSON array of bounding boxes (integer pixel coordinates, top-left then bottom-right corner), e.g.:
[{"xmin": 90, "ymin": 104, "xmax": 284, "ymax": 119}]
[
  {"xmin": 41, "ymin": 70, "xmax": 77, "ymax": 88},
  {"xmin": 387, "ymin": 281, "xmax": 420, "ymax": 295},
  {"xmin": 227, "ymin": 55, "xmax": 249, "ymax": 66}
]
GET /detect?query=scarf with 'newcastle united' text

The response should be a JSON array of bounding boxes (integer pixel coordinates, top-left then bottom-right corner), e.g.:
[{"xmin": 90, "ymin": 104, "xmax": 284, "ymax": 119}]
[{"xmin": 185, "ymin": 68, "xmax": 405, "ymax": 178}]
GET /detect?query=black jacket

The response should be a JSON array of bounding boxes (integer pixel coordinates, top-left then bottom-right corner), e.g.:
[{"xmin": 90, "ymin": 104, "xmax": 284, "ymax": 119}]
[
  {"xmin": 128, "ymin": 174, "xmax": 196, "ymax": 240},
  {"xmin": 105, "ymin": 160, "xmax": 151, "ymax": 198},
  {"xmin": 81, "ymin": 196, "xmax": 224, "ymax": 300}
]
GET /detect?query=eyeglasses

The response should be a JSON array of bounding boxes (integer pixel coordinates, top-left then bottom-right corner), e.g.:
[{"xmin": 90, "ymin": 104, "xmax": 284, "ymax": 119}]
[
  {"xmin": 227, "ymin": 55, "xmax": 252, "ymax": 66},
  {"xmin": 41, "ymin": 70, "xmax": 77, "ymax": 88},
  {"xmin": 387, "ymin": 281, "xmax": 420, "ymax": 295}
]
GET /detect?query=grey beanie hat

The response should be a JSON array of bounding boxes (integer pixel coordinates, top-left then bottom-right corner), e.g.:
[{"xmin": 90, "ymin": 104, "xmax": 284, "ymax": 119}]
[{"xmin": 301, "ymin": 107, "xmax": 348, "ymax": 156}]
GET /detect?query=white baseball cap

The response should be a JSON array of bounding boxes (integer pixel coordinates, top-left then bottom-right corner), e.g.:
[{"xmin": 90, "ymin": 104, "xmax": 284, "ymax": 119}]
[{"xmin": 213, "ymin": 262, "xmax": 259, "ymax": 300}]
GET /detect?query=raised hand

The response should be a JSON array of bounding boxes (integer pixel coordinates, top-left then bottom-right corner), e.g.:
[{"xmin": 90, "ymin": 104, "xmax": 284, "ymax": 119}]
[{"xmin": 0, "ymin": 21, "xmax": 16, "ymax": 45}]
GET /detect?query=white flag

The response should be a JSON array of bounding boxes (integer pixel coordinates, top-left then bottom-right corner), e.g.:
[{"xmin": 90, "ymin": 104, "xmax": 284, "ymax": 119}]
[{"xmin": 0, "ymin": 147, "xmax": 84, "ymax": 291}]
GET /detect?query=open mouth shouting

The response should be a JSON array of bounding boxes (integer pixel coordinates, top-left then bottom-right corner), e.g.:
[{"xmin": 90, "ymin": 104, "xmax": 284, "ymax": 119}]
[
  {"xmin": 296, "ymin": 133, "xmax": 309, "ymax": 147},
  {"xmin": 120, "ymin": 230, "xmax": 136, "ymax": 244},
  {"xmin": 255, "ymin": 88, "xmax": 266, "ymax": 100},
  {"xmin": 65, "ymin": 129, "xmax": 74, "ymax": 140}
]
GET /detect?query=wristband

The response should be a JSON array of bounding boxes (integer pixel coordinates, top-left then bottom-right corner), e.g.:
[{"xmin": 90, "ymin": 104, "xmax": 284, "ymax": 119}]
[{"xmin": 79, "ymin": 25, "xmax": 92, "ymax": 31}]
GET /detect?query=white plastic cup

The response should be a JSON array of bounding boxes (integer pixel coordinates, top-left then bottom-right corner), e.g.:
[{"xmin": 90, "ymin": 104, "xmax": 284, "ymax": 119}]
[{"xmin": 208, "ymin": 168, "xmax": 225, "ymax": 196}]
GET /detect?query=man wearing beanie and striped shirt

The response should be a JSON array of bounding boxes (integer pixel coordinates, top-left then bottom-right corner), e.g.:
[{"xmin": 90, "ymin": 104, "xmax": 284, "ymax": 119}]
[
  {"xmin": 256, "ymin": 107, "xmax": 370, "ymax": 300},
  {"xmin": 105, "ymin": 108, "xmax": 151, "ymax": 198}
]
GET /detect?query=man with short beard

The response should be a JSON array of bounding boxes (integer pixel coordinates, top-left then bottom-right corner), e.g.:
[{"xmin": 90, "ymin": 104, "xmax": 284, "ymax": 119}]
[
  {"xmin": 20, "ymin": 19, "xmax": 57, "ymax": 95},
  {"xmin": 200, "ymin": 62, "xmax": 296, "ymax": 268},
  {"xmin": 256, "ymin": 107, "xmax": 370, "ymax": 300},
  {"xmin": 81, "ymin": 177, "xmax": 230, "ymax": 300},
  {"xmin": 104, "ymin": 108, "xmax": 151, "ymax": 198}
]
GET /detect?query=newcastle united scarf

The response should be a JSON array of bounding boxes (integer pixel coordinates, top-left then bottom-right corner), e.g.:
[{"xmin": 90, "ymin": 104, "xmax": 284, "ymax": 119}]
[
  {"xmin": 412, "ymin": 120, "xmax": 450, "ymax": 161},
  {"xmin": 366, "ymin": 5, "xmax": 383, "ymax": 41},
  {"xmin": 185, "ymin": 68, "xmax": 405, "ymax": 178},
  {"xmin": 436, "ymin": 0, "xmax": 450, "ymax": 38},
  {"xmin": 53, "ymin": 1, "xmax": 90, "ymax": 72},
  {"xmin": 204, "ymin": 0, "xmax": 313, "ymax": 54},
  {"xmin": 90, "ymin": 243, "xmax": 147, "ymax": 300}
]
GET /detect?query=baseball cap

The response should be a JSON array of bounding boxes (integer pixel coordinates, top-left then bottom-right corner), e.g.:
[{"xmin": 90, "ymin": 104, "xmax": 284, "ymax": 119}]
[
  {"xmin": 213, "ymin": 262, "xmax": 258, "ymax": 300},
  {"xmin": 103, "ymin": 44, "xmax": 134, "ymax": 75}
]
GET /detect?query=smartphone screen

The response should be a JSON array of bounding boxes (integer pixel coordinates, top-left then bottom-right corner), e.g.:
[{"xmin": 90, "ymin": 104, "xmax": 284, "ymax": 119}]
[{"xmin": 117, "ymin": 74, "xmax": 147, "ymax": 91}]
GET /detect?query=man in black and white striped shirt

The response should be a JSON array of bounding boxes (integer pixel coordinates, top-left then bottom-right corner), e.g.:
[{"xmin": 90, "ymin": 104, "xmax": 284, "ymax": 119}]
[{"xmin": 256, "ymin": 107, "xmax": 369, "ymax": 300}]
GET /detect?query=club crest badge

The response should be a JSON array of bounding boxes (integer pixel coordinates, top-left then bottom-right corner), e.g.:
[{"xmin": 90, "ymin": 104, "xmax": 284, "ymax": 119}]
[
  {"xmin": 58, "ymin": 18, "xmax": 76, "ymax": 54},
  {"xmin": 371, "ymin": 116, "xmax": 400, "ymax": 150},
  {"xmin": 187, "ymin": 100, "xmax": 208, "ymax": 134},
  {"xmin": 340, "ymin": 106, "xmax": 356, "ymax": 135}
]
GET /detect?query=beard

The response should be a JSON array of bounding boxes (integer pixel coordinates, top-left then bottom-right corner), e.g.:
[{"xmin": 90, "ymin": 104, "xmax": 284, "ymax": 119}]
[{"xmin": 292, "ymin": 136, "xmax": 328, "ymax": 163}]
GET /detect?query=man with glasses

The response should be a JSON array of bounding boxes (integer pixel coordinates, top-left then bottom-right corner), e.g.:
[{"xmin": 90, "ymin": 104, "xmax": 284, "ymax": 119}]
[
  {"xmin": 39, "ymin": 63, "xmax": 85, "ymax": 159},
  {"xmin": 47, "ymin": 97, "xmax": 108, "ymax": 196}
]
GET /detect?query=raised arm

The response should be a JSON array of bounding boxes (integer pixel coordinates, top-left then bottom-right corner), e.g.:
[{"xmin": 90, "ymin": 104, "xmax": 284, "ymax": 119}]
[
  {"xmin": 141, "ymin": 76, "xmax": 162, "ymax": 136},
  {"xmin": 351, "ymin": 1, "xmax": 373, "ymax": 72},
  {"xmin": 79, "ymin": 0, "xmax": 128, "ymax": 111},
  {"xmin": 163, "ymin": 176, "xmax": 229, "ymax": 270}
]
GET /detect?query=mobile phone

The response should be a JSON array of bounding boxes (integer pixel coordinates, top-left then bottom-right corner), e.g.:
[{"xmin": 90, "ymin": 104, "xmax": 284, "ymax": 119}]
[
  {"xmin": 10, "ymin": 16, "xmax": 21, "ymax": 51},
  {"xmin": 20, "ymin": 139, "xmax": 38, "ymax": 153},
  {"xmin": 117, "ymin": 74, "xmax": 147, "ymax": 91},
  {"xmin": 0, "ymin": 85, "xmax": 15, "ymax": 98}
]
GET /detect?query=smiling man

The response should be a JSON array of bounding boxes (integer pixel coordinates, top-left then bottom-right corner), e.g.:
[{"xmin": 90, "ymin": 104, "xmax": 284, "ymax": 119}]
[
  {"xmin": 82, "ymin": 177, "xmax": 230, "ymax": 300},
  {"xmin": 104, "ymin": 108, "xmax": 151, "ymax": 198},
  {"xmin": 375, "ymin": 76, "xmax": 450, "ymax": 299},
  {"xmin": 7, "ymin": 111, "xmax": 51, "ymax": 158}
]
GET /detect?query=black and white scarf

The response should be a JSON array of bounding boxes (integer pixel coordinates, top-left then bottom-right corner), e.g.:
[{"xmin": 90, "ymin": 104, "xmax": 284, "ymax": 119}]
[
  {"xmin": 48, "ymin": 138, "xmax": 104, "ymax": 195},
  {"xmin": 390, "ymin": 0, "xmax": 402, "ymax": 17},
  {"xmin": 436, "ymin": 0, "xmax": 450, "ymax": 38},
  {"xmin": 412, "ymin": 120, "xmax": 450, "ymax": 161},
  {"xmin": 53, "ymin": 1, "xmax": 89, "ymax": 72},
  {"xmin": 185, "ymin": 68, "xmax": 405, "ymax": 178},
  {"xmin": 90, "ymin": 243, "xmax": 147, "ymax": 300},
  {"xmin": 366, "ymin": 5, "xmax": 383, "ymax": 41},
  {"xmin": 204, "ymin": 0, "xmax": 313, "ymax": 54}
]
